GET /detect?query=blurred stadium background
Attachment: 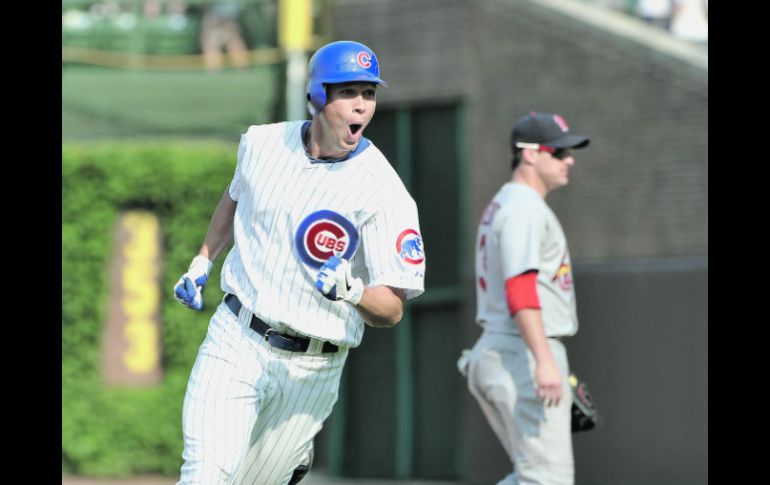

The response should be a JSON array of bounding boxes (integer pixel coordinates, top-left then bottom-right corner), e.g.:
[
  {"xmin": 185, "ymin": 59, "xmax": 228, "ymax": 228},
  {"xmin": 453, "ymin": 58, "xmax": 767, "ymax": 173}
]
[{"xmin": 62, "ymin": 0, "xmax": 707, "ymax": 484}]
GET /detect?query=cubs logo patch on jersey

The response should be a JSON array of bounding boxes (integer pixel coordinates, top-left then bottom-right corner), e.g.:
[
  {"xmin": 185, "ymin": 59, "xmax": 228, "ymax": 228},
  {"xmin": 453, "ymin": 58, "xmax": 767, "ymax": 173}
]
[
  {"xmin": 396, "ymin": 229, "xmax": 424, "ymax": 265},
  {"xmin": 295, "ymin": 210, "xmax": 360, "ymax": 268}
]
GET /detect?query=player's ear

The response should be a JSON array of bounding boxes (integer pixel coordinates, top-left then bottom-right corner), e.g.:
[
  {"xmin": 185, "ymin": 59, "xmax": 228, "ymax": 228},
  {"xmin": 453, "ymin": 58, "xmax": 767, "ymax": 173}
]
[{"xmin": 521, "ymin": 148, "xmax": 539, "ymax": 165}]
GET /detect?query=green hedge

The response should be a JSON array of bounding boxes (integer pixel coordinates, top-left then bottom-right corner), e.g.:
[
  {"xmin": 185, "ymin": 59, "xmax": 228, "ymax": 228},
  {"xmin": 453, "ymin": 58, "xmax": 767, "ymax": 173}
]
[{"xmin": 62, "ymin": 140, "xmax": 238, "ymax": 476}]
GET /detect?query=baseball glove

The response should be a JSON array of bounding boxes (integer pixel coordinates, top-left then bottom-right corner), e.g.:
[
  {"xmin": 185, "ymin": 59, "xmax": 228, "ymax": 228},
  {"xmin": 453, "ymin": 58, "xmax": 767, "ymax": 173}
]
[{"xmin": 568, "ymin": 372, "xmax": 601, "ymax": 433}]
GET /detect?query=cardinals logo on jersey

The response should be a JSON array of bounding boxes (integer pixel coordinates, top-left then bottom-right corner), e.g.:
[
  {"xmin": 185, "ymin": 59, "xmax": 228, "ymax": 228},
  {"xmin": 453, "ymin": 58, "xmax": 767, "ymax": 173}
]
[
  {"xmin": 295, "ymin": 210, "xmax": 359, "ymax": 268},
  {"xmin": 552, "ymin": 252, "xmax": 573, "ymax": 291},
  {"xmin": 481, "ymin": 201, "xmax": 501, "ymax": 226},
  {"xmin": 396, "ymin": 229, "xmax": 424, "ymax": 265}
]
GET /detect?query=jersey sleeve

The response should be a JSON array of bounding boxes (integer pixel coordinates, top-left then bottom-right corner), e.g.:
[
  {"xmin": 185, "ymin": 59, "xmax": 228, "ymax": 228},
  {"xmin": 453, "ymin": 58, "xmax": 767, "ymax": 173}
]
[
  {"xmin": 497, "ymin": 204, "xmax": 546, "ymax": 279},
  {"xmin": 228, "ymin": 132, "xmax": 249, "ymax": 201},
  {"xmin": 360, "ymin": 196, "xmax": 425, "ymax": 300}
]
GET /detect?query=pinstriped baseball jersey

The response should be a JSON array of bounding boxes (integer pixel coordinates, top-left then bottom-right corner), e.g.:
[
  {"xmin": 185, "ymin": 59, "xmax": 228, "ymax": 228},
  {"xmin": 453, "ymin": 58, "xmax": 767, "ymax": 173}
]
[
  {"xmin": 221, "ymin": 120, "xmax": 425, "ymax": 348},
  {"xmin": 475, "ymin": 182, "xmax": 578, "ymax": 337}
]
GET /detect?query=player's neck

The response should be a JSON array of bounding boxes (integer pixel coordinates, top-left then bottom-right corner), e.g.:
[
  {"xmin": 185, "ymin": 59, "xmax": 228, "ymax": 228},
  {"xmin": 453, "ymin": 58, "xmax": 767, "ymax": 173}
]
[
  {"xmin": 512, "ymin": 170, "xmax": 547, "ymax": 198},
  {"xmin": 306, "ymin": 120, "xmax": 350, "ymax": 160}
]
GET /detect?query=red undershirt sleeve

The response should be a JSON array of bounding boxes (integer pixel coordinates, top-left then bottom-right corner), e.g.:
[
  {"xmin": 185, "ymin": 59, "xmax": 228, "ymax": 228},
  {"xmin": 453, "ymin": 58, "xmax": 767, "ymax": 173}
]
[{"xmin": 505, "ymin": 271, "xmax": 540, "ymax": 315}]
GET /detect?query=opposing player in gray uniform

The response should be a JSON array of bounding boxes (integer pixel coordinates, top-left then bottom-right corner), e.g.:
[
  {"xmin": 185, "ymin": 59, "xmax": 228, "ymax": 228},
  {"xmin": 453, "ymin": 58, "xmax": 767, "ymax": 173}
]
[
  {"xmin": 173, "ymin": 40, "xmax": 426, "ymax": 485},
  {"xmin": 458, "ymin": 112, "xmax": 589, "ymax": 485}
]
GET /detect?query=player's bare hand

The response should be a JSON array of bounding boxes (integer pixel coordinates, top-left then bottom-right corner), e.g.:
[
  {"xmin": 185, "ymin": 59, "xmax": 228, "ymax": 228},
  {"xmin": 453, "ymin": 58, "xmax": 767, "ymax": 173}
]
[
  {"xmin": 315, "ymin": 256, "xmax": 364, "ymax": 305},
  {"xmin": 173, "ymin": 255, "xmax": 213, "ymax": 311},
  {"xmin": 535, "ymin": 360, "xmax": 563, "ymax": 407}
]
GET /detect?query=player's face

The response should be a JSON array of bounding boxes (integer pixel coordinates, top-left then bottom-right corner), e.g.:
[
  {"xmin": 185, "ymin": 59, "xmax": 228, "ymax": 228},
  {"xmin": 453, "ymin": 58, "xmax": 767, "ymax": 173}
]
[
  {"xmin": 318, "ymin": 82, "xmax": 377, "ymax": 157},
  {"xmin": 537, "ymin": 148, "xmax": 576, "ymax": 190}
]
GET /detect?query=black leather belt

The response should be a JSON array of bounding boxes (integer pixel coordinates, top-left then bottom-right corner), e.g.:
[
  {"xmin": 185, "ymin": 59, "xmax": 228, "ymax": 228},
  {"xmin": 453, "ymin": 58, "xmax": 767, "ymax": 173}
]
[{"xmin": 224, "ymin": 293, "xmax": 339, "ymax": 354}]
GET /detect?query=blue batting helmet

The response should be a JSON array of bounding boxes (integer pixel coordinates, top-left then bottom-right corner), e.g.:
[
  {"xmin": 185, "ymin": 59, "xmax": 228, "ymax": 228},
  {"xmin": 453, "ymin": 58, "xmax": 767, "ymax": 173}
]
[{"xmin": 306, "ymin": 40, "xmax": 387, "ymax": 115}]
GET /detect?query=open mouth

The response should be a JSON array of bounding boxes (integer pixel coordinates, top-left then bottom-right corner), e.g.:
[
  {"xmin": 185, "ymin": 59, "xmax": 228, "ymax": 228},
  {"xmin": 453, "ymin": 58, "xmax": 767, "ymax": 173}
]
[{"xmin": 349, "ymin": 124, "xmax": 363, "ymax": 136}]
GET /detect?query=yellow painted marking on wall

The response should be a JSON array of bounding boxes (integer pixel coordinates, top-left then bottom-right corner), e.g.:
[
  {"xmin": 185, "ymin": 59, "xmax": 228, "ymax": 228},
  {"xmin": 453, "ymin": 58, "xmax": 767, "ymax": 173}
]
[
  {"xmin": 123, "ymin": 319, "xmax": 159, "ymax": 374},
  {"xmin": 120, "ymin": 211, "xmax": 162, "ymax": 374}
]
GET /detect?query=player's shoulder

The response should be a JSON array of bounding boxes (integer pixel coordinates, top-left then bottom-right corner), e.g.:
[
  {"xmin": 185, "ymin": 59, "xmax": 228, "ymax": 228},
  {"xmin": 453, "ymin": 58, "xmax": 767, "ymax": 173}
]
[
  {"xmin": 494, "ymin": 183, "xmax": 546, "ymax": 223},
  {"xmin": 237, "ymin": 122, "xmax": 304, "ymax": 167},
  {"xmin": 358, "ymin": 140, "xmax": 410, "ymax": 193},
  {"xmin": 500, "ymin": 183, "xmax": 544, "ymax": 207}
]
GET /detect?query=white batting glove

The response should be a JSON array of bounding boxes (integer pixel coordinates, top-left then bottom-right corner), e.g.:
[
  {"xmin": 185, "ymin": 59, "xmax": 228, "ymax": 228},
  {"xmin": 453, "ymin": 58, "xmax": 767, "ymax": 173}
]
[
  {"xmin": 315, "ymin": 256, "xmax": 364, "ymax": 305},
  {"xmin": 173, "ymin": 255, "xmax": 213, "ymax": 311}
]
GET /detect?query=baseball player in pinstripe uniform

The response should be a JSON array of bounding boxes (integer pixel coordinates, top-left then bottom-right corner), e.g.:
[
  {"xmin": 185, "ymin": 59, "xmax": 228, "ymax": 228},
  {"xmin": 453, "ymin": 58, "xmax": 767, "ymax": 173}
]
[
  {"xmin": 458, "ymin": 112, "xmax": 589, "ymax": 485},
  {"xmin": 173, "ymin": 40, "xmax": 426, "ymax": 485}
]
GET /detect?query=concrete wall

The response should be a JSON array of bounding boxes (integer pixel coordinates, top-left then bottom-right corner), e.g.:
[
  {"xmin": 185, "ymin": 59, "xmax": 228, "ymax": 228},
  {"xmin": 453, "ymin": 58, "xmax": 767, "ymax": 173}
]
[
  {"xmin": 332, "ymin": 0, "xmax": 707, "ymax": 262},
  {"xmin": 328, "ymin": 1, "xmax": 707, "ymax": 483}
]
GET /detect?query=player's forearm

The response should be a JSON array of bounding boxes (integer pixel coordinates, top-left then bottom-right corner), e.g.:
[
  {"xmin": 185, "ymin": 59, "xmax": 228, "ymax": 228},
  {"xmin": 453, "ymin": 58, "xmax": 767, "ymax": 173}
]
[
  {"xmin": 355, "ymin": 286, "xmax": 405, "ymax": 327},
  {"xmin": 514, "ymin": 308, "xmax": 556, "ymax": 364},
  {"xmin": 197, "ymin": 189, "xmax": 237, "ymax": 262}
]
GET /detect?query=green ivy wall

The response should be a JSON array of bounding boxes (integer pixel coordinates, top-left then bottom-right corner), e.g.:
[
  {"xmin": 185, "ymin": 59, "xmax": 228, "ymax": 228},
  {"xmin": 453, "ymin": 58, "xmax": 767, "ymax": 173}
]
[{"xmin": 62, "ymin": 141, "xmax": 236, "ymax": 476}]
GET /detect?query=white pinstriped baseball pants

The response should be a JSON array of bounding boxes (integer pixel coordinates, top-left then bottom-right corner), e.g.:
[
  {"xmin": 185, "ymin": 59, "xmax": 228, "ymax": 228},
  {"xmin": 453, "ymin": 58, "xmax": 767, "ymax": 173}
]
[
  {"xmin": 466, "ymin": 330, "xmax": 574, "ymax": 485},
  {"xmin": 177, "ymin": 299, "xmax": 348, "ymax": 485}
]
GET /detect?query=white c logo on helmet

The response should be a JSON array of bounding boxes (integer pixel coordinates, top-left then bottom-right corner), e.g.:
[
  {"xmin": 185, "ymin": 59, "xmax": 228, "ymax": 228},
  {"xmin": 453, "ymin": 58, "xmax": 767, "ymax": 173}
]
[{"xmin": 356, "ymin": 51, "xmax": 372, "ymax": 68}]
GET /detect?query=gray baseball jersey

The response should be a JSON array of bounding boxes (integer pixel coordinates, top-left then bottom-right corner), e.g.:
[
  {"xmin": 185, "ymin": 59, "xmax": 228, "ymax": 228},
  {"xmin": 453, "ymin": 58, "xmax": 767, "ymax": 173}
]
[
  {"xmin": 462, "ymin": 181, "xmax": 576, "ymax": 485},
  {"xmin": 475, "ymin": 182, "xmax": 577, "ymax": 337}
]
